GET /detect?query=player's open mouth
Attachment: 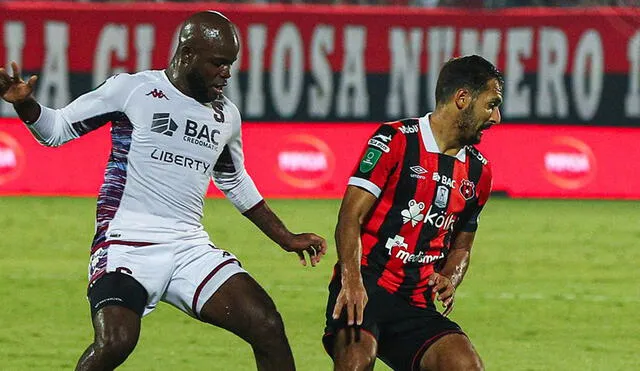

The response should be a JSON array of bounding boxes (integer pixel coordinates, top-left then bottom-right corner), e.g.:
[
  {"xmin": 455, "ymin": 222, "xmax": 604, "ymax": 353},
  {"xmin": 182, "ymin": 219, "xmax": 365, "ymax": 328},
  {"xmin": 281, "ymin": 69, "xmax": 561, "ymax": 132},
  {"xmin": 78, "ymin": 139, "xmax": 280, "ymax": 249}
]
[{"xmin": 212, "ymin": 83, "xmax": 226, "ymax": 95}]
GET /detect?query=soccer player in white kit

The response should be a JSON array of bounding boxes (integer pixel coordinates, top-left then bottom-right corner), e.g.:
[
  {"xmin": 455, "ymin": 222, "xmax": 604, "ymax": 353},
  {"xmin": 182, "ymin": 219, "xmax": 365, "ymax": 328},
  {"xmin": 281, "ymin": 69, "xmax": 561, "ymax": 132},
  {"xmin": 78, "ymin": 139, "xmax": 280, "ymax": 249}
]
[{"xmin": 0, "ymin": 11, "xmax": 327, "ymax": 371}]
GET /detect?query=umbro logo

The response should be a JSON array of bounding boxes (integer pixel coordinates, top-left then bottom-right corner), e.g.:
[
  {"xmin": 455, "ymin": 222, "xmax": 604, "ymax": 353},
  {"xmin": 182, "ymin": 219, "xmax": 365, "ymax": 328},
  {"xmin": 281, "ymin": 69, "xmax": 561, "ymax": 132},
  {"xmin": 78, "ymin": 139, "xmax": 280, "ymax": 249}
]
[
  {"xmin": 146, "ymin": 89, "xmax": 169, "ymax": 100},
  {"xmin": 410, "ymin": 165, "xmax": 427, "ymax": 179},
  {"xmin": 151, "ymin": 113, "xmax": 178, "ymax": 136}
]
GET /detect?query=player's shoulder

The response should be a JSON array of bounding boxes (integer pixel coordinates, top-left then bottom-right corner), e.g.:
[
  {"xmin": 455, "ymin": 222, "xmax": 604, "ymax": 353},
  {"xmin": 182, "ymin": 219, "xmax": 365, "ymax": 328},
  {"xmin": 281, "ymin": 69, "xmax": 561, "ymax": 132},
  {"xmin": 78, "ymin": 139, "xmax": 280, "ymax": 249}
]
[
  {"xmin": 383, "ymin": 118, "xmax": 421, "ymax": 136},
  {"xmin": 464, "ymin": 145, "xmax": 490, "ymax": 166},
  {"xmin": 100, "ymin": 70, "xmax": 159, "ymax": 92}
]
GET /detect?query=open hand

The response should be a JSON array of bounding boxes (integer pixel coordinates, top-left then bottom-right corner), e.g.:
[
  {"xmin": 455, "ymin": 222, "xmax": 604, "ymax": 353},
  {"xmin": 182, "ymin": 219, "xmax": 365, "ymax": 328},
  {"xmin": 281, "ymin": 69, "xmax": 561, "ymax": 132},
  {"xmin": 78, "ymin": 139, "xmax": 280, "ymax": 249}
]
[
  {"xmin": 0, "ymin": 61, "xmax": 38, "ymax": 104},
  {"xmin": 428, "ymin": 272, "xmax": 455, "ymax": 316},
  {"xmin": 332, "ymin": 276, "xmax": 368, "ymax": 326},
  {"xmin": 281, "ymin": 232, "xmax": 327, "ymax": 267}
]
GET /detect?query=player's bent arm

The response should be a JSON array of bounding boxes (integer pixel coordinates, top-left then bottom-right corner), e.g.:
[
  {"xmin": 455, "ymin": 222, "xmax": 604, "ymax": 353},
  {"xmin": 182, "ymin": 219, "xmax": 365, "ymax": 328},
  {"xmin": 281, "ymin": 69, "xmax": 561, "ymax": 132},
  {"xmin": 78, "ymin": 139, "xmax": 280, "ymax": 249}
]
[
  {"xmin": 335, "ymin": 185, "xmax": 377, "ymax": 281},
  {"xmin": 438, "ymin": 231, "xmax": 476, "ymax": 289}
]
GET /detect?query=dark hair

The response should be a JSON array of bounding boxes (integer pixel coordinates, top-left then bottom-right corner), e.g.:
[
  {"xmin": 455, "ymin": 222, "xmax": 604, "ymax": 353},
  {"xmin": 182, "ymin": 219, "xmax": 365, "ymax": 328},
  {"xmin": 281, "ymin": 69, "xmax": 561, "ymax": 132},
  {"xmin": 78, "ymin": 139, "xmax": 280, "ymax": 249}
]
[{"xmin": 435, "ymin": 55, "xmax": 504, "ymax": 106}]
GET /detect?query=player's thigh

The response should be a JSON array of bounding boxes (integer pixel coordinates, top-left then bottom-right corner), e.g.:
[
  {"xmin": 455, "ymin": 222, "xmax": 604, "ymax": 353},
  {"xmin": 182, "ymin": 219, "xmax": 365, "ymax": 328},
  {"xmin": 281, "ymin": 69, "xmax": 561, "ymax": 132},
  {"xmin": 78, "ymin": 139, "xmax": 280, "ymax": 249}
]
[
  {"xmin": 419, "ymin": 333, "xmax": 483, "ymax": 371},
  {"xmin": 88, "ymin": 242, "xmax": 174, "ymax": 316},
  {"xmin": 162, "ymin": 242, "xmax": 249, "ymax": 321},
  {"xmin": 322, "ymin": 269, "xmax": 381, "ymax": 370}
]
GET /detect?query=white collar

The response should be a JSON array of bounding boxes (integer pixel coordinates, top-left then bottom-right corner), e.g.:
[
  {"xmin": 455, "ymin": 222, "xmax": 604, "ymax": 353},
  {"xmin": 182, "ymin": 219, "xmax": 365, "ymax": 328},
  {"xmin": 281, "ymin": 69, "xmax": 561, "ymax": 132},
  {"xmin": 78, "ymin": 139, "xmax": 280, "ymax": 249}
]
[{"xmin": 418, "ymin": 113, "xmax": 466, "ymax": 162}]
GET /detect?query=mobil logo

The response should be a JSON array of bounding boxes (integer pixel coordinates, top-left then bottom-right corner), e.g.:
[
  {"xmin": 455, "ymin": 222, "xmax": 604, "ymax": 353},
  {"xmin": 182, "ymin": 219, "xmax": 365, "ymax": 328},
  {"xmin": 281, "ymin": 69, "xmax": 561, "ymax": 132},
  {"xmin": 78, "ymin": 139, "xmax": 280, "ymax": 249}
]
[
  {"xmin": 276, "ymin": 134, "xmax": 335, "ymax": 189},
  {"xmin": 543, "ymin": 136, "xmax": 596, "ymax": 190},
  {"xmin": 0, "ymin": 131, "xmax": 24, "ymax": 186}
]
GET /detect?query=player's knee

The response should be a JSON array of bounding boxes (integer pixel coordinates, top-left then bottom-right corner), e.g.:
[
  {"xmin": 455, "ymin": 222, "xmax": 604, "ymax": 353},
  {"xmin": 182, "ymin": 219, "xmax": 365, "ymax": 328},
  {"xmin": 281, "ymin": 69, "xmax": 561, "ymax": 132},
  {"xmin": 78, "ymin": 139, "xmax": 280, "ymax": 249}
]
[
  {"xmin": 94, "ymin": 329, "xmax": 138, "ymax": 362},
  {"xmin": 334, "ymin": 347, "xmax": 376, "ymax": 371},
  {"xmin": 247, "ymin": 308, "xmax": 287, "ymax": 346}
]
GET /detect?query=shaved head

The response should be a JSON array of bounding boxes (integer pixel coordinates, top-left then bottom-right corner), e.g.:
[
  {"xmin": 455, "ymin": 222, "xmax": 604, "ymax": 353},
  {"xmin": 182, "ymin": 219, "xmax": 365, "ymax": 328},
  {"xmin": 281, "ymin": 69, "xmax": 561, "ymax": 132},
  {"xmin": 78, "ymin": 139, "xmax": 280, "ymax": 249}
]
[
  {"xmin": 178, "ymin": 11, "xmax": 238, "ymax": 53},
  {"xmin": 167, "ymin": 11, "xmax": 239, "ymax": 103}
]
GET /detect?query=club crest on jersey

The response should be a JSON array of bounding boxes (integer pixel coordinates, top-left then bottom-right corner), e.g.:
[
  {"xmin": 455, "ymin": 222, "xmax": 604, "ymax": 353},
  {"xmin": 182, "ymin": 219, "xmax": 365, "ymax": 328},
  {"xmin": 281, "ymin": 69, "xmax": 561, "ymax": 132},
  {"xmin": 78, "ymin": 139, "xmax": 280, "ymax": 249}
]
[
  {"xmin": 359, "ymin": 148, "xmax": 382, "ymax": 173},
  {"xmin": 401, "ymin": 199, "xmax": 425, "ymax": 226},
  {"xmin": 434, "ymin": 185, "xmax": 449, "ymax": 208},
  {"xmin": 459, "ymin": 179, "xmax": 475, "ymax": 200}
]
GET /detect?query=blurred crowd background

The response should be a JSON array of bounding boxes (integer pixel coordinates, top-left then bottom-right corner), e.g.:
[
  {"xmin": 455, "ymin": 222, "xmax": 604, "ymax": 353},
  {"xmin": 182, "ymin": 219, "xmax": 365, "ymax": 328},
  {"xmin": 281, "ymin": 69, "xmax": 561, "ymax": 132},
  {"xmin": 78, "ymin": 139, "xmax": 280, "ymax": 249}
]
[{"xmin": 5, "ymin": 0, "xmax": 639, "ymax": 7}]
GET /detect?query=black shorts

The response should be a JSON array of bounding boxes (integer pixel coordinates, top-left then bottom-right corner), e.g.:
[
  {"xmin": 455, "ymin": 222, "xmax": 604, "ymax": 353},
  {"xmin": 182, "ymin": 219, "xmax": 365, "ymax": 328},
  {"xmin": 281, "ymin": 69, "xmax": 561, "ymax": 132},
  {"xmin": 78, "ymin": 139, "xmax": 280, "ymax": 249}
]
[
  {"xmin": 323, "ymin": 270, "xmax": 464, "ymax": 371},
  {"xmin": 87, "ymin": 272, "xmax": 148, "ymax": 317}
]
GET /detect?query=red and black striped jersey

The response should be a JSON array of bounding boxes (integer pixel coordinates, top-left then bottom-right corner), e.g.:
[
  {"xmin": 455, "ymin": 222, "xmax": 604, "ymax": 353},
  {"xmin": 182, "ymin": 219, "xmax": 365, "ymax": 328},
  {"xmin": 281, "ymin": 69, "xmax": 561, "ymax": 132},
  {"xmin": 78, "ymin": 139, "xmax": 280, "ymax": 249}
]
[{"xmin": 348, "ymin": 114, "xmax": 492, "ymax": 308}]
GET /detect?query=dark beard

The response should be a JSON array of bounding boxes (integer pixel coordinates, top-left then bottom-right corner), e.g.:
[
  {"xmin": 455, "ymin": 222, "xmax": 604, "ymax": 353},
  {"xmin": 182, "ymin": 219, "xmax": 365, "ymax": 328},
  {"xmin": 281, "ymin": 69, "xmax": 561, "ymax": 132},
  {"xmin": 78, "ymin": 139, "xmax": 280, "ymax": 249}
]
[
  {"xmin": 186, "ymin": 69, "xmax": 210, "ymax": 103},
  {"xmin": 458, "ymin": 106, "xmax": 479, "ymax": 145}
]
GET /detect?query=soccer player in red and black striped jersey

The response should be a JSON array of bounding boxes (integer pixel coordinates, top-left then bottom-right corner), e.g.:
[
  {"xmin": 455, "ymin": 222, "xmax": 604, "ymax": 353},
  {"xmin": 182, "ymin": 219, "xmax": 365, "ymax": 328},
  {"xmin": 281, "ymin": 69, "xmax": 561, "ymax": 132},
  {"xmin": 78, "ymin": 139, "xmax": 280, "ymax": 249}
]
[{"xmin": 323, "ymin": 55, "xmax": 503, "ymax": 371}]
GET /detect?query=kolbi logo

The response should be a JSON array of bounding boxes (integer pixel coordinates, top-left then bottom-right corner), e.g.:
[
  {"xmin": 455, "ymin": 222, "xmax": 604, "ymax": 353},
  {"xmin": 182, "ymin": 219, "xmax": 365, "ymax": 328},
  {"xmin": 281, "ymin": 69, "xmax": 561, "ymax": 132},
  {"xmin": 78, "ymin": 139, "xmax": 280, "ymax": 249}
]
[
  {"xmin": 543, "ymin": 136, "xmax": 597, "ymax": 189},
  {"xmin": 401, "ymin": 199, "xmax": 457, "ymax": 231},
  {"xmin": 399, "ymin": 124, "xmax": 419, "ymax": 134},
  {"xmin": 0, "ymin": 132, "xmax": 25, "ymax": 186},
  {"xmin": 276, "ymin": 134, "xmax": 336, "ymax": 189}
]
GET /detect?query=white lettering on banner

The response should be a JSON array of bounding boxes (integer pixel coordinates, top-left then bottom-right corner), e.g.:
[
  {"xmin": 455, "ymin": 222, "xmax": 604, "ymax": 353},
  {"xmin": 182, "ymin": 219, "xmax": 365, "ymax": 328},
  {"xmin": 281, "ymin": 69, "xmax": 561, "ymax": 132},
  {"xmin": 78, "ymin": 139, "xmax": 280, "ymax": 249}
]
[
  {"xmin": 336, "ymin": 26, "xmax": 369, "ymax": 118},
  {"xmin": 626, "ymin": 31, "xmax": 640, "ymax": 117},
  {"xmin": 227, "ymin": 27, "xmax": 243, "ymax": 110},
  {"xmin": 537, "ymin": 27, "xmax": 569, "ymax": 118},
  {"xmin": 37, "ymin": 22, "xmax": 70, "ymax": 109},
  {"xmin": 94, "ymin": 24, "xmax": 128, "ymax": 88},
  {"xmin": 387, "ymin": 27, "xmax": 422, "ymax": 117},
  {"xmin": 309, "ymin": 26, "xmax": 335, "ymax": 118},
  {"xmin": 271, "ymin": 23, "xmax": 304, "ymax": 118},
  {"xmin": 545, "ymin": 153, "xmax": 590, "ymax": 173},
  {"xmin": 1, "ymin": 22, "xmax": 24, "ymax": 117},
  {"xmin": 459, "ymin": 28, "xmax": 501, "ymax": 66},
  {"xmin": 505, "ymin": 28, "xmax": 533, "ymax": 117},
  {"xmin": 168, "ymin": 25, "xmax": 180, "ymax": 65},
  {"xmin": 427, "ymin": 27, "xmax": 454, "ymax": 110},
  {"xmin": 135, "ymin": 24, "xmax": 155, "ymax": 72},
  {"xmin": 246, "ymin": 24, "xmax": 267, "ymax": 117},
  {"xmin": 278, "ymin": 151, "xmax": 328, "ymax": 172},
  {"xmin": 572, "ymin": 30, "xmax": 603, "ymax": 120}
]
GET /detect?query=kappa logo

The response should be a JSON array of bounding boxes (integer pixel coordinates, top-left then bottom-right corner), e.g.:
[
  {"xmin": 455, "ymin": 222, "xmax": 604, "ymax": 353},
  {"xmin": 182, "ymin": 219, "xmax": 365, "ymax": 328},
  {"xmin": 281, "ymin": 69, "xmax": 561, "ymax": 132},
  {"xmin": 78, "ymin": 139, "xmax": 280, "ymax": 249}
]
[
  {"xmin": 401, "ymin": 199, "xmax": 425, "ymax": 226},
  {"xmin": 146, "ymin": 89, "xmax": 169, "ymax": 100},
  {"xmin": 410, "ymin": 165, "xmax": 428, "ymax": 179},
  {"xmin": 459, "ymin": 179, "xmax": 475, "ymax": 200},
  {"xmin": 151, "ymin": 113, "xmax": 178, "ymax": 136}
]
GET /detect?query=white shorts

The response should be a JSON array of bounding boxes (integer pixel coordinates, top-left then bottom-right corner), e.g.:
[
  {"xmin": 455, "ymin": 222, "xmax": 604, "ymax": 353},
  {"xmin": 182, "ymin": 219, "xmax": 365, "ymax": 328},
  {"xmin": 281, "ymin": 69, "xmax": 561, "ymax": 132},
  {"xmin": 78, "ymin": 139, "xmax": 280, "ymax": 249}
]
[{"xmin": 88, "ymin": 238, "xmax": 247, "ymax": 318}]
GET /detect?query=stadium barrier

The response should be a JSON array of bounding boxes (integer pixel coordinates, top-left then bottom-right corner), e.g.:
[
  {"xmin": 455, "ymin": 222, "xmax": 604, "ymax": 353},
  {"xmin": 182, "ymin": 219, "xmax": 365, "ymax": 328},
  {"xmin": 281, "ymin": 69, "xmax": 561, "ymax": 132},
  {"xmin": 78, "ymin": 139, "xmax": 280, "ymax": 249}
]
[
  {"xmin": 2, "ymin": 119, "xmax": 640, "ymax": 199},
  {"xmin": 0, "ymin": 3, "xmax": 639, "ymax": 126}
]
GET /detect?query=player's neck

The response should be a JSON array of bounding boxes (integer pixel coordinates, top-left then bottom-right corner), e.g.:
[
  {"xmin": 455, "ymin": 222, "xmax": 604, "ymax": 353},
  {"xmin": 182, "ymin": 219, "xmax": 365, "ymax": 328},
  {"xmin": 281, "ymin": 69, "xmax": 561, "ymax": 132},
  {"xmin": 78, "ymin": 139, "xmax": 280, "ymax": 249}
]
[
  {"xmin": 164, "ymin": 67, "xmax": 192, "ymax": 99},
  {"xmin": 429, "ymin": 111, "xmax": 464, "ymax": 156}
]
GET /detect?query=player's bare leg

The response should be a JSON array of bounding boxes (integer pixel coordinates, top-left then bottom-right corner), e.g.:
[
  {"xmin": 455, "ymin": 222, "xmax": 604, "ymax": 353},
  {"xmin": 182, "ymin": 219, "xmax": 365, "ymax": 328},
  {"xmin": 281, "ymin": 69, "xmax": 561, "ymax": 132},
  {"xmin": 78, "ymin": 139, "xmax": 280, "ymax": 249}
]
[
  {"xmin": 418, "ymin": 333, "xmax": 483, "ymax": 371},
  {"xmin": 199, "ymin": 273, "xmax": 295, "ymax": 371},
  {"xmin": 75, "ymin": 306, "xmax": 141, "ymax": 371},
  {"xmin": 332, "ymin": 327, "xmax": 377, "ymax": 371}
]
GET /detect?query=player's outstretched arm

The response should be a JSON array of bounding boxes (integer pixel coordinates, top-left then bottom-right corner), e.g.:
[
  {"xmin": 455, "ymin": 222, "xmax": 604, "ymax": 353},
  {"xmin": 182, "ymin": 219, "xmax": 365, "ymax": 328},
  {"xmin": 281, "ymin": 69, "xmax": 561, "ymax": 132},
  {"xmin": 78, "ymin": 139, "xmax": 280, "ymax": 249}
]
[
  {"xmin": 430, "ymin": 231, "xmax": 476, "ymax": 316},
  {"xmin": 332, "ymin": 185, "xmax": 377, "ymax": 326},
  {"xmin": 243, "ymin": 201, "xmax": 327, "ymax": 267},
  {"xmin": 0, "ymin": 61, "xmax": 40, "ymax": 124}
]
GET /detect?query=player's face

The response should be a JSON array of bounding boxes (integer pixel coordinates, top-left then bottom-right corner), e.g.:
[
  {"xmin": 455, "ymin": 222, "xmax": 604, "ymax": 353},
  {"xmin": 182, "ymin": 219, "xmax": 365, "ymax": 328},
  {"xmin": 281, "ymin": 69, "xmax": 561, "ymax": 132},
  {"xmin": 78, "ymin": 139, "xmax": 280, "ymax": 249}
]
[
  {"xmin": 459, "ymin": 79, "xmax": 503, "ymax": 145},
  {"xmin": 186, "ymin": 33, "xmax": 239, "ymax": 103}
]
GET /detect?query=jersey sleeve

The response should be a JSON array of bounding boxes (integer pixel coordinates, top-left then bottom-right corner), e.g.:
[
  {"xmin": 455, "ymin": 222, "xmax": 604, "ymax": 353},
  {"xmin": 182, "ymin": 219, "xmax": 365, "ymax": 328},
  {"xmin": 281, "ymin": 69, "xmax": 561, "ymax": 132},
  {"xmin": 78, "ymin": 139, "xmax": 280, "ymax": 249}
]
[
  {"xmin": 27, "ymin": 73, "xmax": 139, "ymax": 147},
  {"xmin": 459, "ymin": 163, "xmax": 493, "ymax": 232},
  {"xmin": 348, "ymin": 123, "xmax": 403, "ymax": 198},
  {"xmin": 211, "ymin": 102, "xmax": 263, "ymax": 213}
]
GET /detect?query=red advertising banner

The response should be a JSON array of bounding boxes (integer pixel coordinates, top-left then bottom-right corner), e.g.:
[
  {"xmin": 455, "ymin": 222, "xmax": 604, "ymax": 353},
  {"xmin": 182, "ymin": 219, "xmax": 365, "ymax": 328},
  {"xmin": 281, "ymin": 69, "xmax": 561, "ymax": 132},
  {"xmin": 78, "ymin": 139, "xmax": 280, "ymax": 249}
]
[
  {"xmin": 1, "ymin": 2, "xmax": 639, "ymax": 125},
  {"xmin": 1, "ymin": 119, "xmax": 639, "ymax": 199}
]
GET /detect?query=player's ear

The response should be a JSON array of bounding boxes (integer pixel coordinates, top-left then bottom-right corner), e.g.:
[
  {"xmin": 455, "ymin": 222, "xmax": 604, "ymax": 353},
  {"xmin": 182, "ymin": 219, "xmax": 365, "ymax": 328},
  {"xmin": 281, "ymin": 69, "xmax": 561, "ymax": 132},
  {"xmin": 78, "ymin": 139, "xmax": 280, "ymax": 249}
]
[
  {"xmin": 180, "ymin": 45, "xmax": 195, "ymax": 64},
  {"xmin": 454, "ymin": 88, "xmax": 471, "ymax": 110}
]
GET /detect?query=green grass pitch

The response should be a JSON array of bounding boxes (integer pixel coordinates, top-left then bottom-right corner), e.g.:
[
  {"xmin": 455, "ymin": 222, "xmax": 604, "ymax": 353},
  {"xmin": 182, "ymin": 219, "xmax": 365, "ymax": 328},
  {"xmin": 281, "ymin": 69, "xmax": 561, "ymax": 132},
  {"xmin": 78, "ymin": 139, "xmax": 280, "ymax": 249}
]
[{"xmin": 0, "ymin": 197, "xmax": 638, "ymax": 370}]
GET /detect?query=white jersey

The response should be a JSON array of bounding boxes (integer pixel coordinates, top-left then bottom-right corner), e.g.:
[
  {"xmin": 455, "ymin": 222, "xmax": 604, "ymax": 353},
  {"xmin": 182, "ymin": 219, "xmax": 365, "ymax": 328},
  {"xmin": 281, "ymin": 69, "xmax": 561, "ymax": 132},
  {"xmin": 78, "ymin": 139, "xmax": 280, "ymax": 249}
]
[{"xmin": 28, "ymin": 70, "xmax": 263, "ymax": 245}]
